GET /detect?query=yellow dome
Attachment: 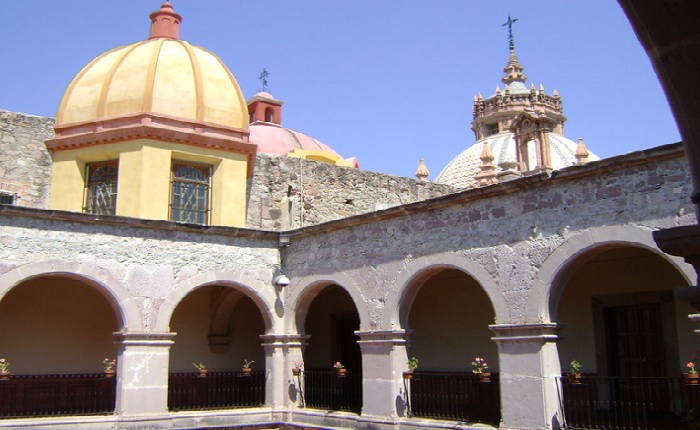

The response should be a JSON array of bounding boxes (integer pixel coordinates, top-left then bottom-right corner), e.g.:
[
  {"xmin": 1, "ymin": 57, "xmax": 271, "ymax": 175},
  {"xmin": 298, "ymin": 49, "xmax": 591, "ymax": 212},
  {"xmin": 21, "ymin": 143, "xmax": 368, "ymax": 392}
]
[{"xmin": 56, "ymin": 39, "xmax": 248, "ymax": 129}]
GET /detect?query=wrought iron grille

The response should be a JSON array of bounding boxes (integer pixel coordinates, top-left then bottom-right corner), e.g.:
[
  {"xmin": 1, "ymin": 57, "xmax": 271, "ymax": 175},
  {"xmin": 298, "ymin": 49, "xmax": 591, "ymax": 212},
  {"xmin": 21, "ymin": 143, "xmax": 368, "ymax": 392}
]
[
  {"xmin": 85, "ymin": 162, "xmax": 118, "ymax": 215},
  {"xmin": 170, "ymin": 161, "xmax": 211, "ymax": 225},
  {"xmin": 168, "ymin": 370, "xmax": 265, "ymax": 411}
]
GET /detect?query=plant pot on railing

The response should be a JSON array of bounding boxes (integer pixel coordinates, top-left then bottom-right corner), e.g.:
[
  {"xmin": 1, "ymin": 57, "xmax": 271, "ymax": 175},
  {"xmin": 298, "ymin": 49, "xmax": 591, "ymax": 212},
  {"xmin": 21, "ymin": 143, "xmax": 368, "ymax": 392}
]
[
  {"xmin": 685, "ymin": 373, "xmax": 699, "ymax": 385},
  {"xmin": 336, "ymin": 368, "xmax": 347, "ymax": 378},
  {"xmin": 198, "ymin": 369, "xmax": 209, "ymax": 378},
  {"xmin": 242, "ymin": 367, "xmax": 252, "ymax": 377},
  {"xmin": 0, "ymin": 371, "xmax": 9, "ymax": 381},
  {"xmin": 104, "ymin": 369, "xmax": 115, "ymax": 379},
  {"xmin": 479, "ymin": 372, "xmax": 492, "ymax": 383},
  {"xmin": 567, "ymin": 373, "xmax": 582, "ymax": 384},
  {"xmin": 403, "ymin": 370, "xmax": 414, "ymax": 380},
  {"xmin": 292, "ymin": 367, "xmax": 302, "ymax": 377}
]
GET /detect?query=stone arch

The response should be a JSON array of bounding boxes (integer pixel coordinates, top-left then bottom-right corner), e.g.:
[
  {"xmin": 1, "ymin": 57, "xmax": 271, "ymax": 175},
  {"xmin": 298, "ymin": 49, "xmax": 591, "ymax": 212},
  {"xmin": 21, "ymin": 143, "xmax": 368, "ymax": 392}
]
[
  {"xmin": 385, "ymin": 252, "xmax": 504, "ymax": 328},
  {"xmin": 157, "ymin": 271, "xmax": 277, "ymax": 333},
  {"xmin": 529, "ymin": 225, "xmax": 694, "ymax": 323},
  {"xmin": 287, "ymin": 272, "xmax": 368, "ymax": 334},
  {"xmin": 0, "ymin": 260, "xmax": 138, "ymax": 331}
]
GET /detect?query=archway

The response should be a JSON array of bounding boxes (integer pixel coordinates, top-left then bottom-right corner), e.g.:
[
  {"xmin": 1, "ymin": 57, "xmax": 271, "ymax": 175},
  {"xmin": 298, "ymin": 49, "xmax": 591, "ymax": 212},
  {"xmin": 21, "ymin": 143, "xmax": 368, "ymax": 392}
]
[
  {"xmin": 167, "ymin": 284, "xmax": 267, "ymax": 410},
  {"xmin": 554, "ymin": 244, "xmax": 695, "ymax": 427},
  {"xmin": 0, "ymin": 275, "xmax": 120, "ymax": 373},
  {"xmin": 402, "ymin": 267, "xmax": 499, "ymax": 425},
  {"xmin": 406, "ymin": 268, "xmax": 496, "ymax": 370},
  {"xmin": 300, "ymin": 284, "xmax": 362, "ymax": 413},
  {"xmin": 0, "ymin": 274, "xmax": 121, "ymax": 416}
]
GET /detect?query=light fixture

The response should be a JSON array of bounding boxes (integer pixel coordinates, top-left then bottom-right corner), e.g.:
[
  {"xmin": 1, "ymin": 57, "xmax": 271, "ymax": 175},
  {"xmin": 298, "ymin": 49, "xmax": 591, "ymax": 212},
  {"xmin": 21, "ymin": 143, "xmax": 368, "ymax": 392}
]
[{"xmin": 273, "ymin": 274, "xmax": 290, "ymax": 287}]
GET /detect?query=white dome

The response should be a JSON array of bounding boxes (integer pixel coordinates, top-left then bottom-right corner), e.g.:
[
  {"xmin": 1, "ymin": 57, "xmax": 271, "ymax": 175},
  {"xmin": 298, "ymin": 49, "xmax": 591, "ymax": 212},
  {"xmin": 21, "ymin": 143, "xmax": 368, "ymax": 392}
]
[{"xmin": 435, "ymin": 132, "xmax": 600, "ymax": 189}]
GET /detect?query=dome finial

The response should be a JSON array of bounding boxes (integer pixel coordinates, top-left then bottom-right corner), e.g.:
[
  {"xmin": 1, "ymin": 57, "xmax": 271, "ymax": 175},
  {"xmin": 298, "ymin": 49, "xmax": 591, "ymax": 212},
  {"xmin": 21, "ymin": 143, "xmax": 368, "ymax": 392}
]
[
  {"xmin": 415, "ymin": 159, "xmax": 430, "ymax": 182},
  {"xmin": 149, "ymin": 2, "xmax": 182, "ymax": 40}
]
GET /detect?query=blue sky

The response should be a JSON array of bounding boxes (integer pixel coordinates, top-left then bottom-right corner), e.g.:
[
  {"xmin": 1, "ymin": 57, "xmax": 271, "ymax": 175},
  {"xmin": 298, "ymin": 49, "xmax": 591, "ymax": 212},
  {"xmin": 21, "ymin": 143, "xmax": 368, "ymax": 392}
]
[{"xmin": 0, "ymin": 1, "xmax": 680, "ymax": 179}]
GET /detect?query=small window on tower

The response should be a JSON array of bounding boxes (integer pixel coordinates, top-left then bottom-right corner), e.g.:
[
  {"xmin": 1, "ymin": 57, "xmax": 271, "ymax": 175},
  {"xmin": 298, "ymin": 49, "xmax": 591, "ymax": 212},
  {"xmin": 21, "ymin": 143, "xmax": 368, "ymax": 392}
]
[
  {"xmin": 85, "ymin": 161, "xmax": 118, "ymax": 215},
  {"xmin": 0, "ymin": 192, "xmax": 16, "ymax": 205},
  {"xmin": 488, "ymin": 123, "xmax": 500, "ymax": 136}
]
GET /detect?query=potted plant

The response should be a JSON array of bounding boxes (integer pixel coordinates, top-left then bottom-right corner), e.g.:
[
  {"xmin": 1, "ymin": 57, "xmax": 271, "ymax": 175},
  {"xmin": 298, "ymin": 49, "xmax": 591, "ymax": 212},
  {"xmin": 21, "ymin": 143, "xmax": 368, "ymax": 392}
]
[
  {"xmin": 334, "ymin": 361, "xmax": 346, "ymax": 377},
  {"xmin": 686, "ymin": 361, "xmax": 699, "ymax": 385},
  {"xmin": 292, "ymin": 361, "xmax": 304, "ymax": 377},
  {"xmin": 568, "ymin": 359, "xmax": 582, "ymax": 384},
  {"xmin": 0, "ymin": 358, "xmax": 10, "ymax": 380},
  {"xmin": 472, "ymin": 356, "xmax": 491, "ymax": 382},
  {"xmin": 404, "ymin": 356, "xmax": 419, "ymax": 379},
  {"xmin": 102, "ymin": 358, "xmax": 116, "ymax": 378},
  {"xmin": 242, "ymin": 359, "xmax": 254, "ymax": 376},
  {"xmin": 193, "ymin": 362, "xmax": 208, "ymax": 378}
]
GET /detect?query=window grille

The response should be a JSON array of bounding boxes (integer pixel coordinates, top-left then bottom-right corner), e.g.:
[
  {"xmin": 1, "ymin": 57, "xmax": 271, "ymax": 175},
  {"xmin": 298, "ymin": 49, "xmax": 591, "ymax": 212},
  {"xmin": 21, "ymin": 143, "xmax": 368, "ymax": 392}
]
[
  {"xmin": 85, "ymin": 161, "xmax": 118, "ymax": 215},
  {"xmin": 170, "ymin": 161, "xmax": 211, "ymax": 225}
]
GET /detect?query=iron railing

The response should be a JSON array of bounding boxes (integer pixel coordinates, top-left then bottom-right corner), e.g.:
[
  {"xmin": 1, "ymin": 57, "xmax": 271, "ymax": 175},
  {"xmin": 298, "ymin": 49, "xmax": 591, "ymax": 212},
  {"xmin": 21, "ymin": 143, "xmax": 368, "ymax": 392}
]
[
  {"xmin": 559, "ymin": 375, "xmax": 700, "ymax": 429},
  {"xmin": 167, "ymin": 370, "xmax": 265, "ymax": 411},
  {"xmin": 404, "ymin": 371, "xmax": 500, "ymax": 426},
  {"xmin": 0, "ymin": 373, "xmax": 116, "ymax": 418},
  {"xmin": 302, "ymin": 370, "xmax": 362, "ymax": 414}
]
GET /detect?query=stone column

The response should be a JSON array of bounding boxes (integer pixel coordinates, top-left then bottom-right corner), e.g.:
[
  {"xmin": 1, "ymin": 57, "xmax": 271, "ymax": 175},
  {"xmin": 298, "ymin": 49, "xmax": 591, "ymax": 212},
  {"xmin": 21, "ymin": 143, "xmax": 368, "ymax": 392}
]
[
  {"xmin": 114, "ymin": 331, "xmax": 176, "ymax": 425},
  {"xmin": 490, "ymin": 324, "xmax": 561, "ymax": 430},
  {"xmin": 356, "ymin": 330, "xmax": 409, "ymax": 419},
  {"xmin": 260, "ymin": 334, "xmax": 310, "ymax": 412}
]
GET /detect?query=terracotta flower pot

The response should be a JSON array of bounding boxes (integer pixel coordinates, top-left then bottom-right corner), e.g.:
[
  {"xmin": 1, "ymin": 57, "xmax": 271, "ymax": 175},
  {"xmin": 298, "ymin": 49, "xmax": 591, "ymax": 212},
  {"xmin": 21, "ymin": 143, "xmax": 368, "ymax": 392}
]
[
  {"xmin": 104, "ymin": 369, "xmax": 115, "ymax": 379},
  {"xmin": 292, "ymin": 367, "xmax": 301, "ymax": 377},
  {"xmin": 198, "ymin": 369, "xmax": 209, "ymax": 378},
  {"xmin": 403, "ymin": 371, "xmax": 414, "ymax": 380},
  {"xmin": 479, "ymin": 372, "xmax": 492, "ymax": 383},
  {"xmin": 336, "ymin": 368, "xmax": 347, "ymax": 378},
  {"xmin": 0, "ymin": 371, "xmax": 9, "ymax": 381},
  {"xmin": 243, "ymin": 367, "xmax": 252, "ymax": 376},
  {"xmin": 686, "ymin": 373, "xmax": 699, "ymax": 385},
  {"xmin": 568, "ymin": 373, "xmax": 582, "ymax": 384}
]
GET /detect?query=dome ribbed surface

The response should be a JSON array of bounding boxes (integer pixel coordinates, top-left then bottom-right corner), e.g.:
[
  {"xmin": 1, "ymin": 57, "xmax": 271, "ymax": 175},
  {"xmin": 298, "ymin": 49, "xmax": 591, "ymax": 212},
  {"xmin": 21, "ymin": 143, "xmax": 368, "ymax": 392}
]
[
  {"xmin": 435, "ymin": 132, "xmax": 600, "ymax": 188},
  {"xmin": 56, "ymin": 39, "xmax": 248, "ymax": 129}
]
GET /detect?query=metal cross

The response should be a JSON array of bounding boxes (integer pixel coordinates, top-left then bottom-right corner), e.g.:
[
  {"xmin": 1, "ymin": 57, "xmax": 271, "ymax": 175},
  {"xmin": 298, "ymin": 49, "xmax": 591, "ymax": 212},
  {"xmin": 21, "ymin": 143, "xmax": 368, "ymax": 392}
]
[
  {"xmin": 259, "ymin": 68, "xmax": 269, "ymax": 92},
  {"xmin": 502, "ymin": 14, "xmax": 518, "ymax": 50}
]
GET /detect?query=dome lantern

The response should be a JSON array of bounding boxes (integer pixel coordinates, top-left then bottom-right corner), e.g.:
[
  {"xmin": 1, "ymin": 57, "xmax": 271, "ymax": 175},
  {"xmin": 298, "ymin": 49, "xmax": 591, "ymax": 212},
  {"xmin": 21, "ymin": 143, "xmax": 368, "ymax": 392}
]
[{"xmin": 149, "ymin": 1, "xmax": 182, "ymax": 40}]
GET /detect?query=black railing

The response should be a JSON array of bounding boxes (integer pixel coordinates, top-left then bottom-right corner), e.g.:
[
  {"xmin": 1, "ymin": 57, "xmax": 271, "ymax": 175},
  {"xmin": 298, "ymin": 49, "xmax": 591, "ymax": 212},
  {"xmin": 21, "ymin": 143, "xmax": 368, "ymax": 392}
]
[
  {"xmin": 405, "ymin": 371, "xmax": 500, "ymax": 426},
  {"xmin": 303, "ymin": 370, "xmax": 362, "ymax": 414},
  {"xmin": 559, "ymin": 375, "xmax": 700, "ymax": 430},
  {"xmin": 0, "ymin": 373, "xmax": 116, "ymax": 418},
  {"xmin": 167, "ymin": 370, "xmax": 265, "ymax": 411}
]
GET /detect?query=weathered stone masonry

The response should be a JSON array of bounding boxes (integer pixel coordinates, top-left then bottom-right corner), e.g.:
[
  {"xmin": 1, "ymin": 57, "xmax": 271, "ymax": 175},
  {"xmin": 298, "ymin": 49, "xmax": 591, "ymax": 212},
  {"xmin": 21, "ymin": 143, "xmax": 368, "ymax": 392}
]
[{"xmin": 0, "ymin": 110, "xmax": 53, "ymax": 208}]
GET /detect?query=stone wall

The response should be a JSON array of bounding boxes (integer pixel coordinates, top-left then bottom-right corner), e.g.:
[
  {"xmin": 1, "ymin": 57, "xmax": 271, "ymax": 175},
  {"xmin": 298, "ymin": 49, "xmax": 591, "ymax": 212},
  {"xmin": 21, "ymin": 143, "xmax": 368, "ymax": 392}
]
[
  {"xmin": 286, "ymin": 144, "xmax": 695, "ymax": 327},
  {"xmin": 0, "ymin": 110, "xmax": 53, "ymax": 208},
  {"xmin": 247, "ymin": 154, "xmax": 455, "ymax": 230}
]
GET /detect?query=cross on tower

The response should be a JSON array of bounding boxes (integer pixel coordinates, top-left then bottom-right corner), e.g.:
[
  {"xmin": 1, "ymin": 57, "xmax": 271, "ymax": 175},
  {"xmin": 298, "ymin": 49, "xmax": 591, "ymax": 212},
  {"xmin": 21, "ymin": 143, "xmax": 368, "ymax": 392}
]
[
  {"xmin": 259, "ymin": 68, "xmax": 269, "ymax": 92},
  {"xmin": 502, "ymin": 14, "xmax": 518, "ymax": 50}
]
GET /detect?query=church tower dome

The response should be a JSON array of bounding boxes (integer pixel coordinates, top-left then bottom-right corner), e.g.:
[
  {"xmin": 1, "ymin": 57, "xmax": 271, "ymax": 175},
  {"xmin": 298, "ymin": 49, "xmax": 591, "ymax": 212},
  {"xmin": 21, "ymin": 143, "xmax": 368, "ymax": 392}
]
[{"xmin": 436, "ymin": 17, "xmax": 598, "ymax": 189}]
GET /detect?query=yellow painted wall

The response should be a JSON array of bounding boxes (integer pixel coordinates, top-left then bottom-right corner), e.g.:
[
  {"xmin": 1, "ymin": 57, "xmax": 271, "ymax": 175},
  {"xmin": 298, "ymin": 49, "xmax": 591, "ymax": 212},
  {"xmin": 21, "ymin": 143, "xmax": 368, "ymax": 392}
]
[{"xmin": 48, "ymin": 139, "xmax": 249, "ymax": 227}]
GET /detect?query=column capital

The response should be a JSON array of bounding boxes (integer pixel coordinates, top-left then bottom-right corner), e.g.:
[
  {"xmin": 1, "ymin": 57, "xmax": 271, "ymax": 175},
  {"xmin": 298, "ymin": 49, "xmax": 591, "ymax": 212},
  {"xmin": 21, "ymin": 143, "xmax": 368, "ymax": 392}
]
[
  {"xmin": 113, "ymin": 330, "xmax": 176, "ymax": 347},
  {"xmin": 259, "ymin": 333, "xmax": 311, "ymax": 348},
  {"xmin": 489, "ymin": 323, "xmax": 560, "ymax": 343},
  {"xmin": 355, "ymin": 329, "xmax": 409, "ymax": 347}
]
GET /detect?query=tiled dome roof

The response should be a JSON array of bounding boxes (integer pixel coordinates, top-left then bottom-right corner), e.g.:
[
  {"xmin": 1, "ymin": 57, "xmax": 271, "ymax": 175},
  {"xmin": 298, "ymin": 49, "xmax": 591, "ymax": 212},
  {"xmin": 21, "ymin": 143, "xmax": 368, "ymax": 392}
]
[{"xmin": 435, "ymin": 132, "xmax": 600, "ymax": 188}]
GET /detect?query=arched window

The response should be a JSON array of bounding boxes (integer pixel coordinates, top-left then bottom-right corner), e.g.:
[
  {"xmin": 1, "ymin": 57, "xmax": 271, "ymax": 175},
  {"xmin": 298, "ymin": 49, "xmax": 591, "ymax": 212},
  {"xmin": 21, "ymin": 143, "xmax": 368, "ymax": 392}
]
[{"xmin": 265, "ymin": 107, "xmax": 274, "ymax": 123}]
